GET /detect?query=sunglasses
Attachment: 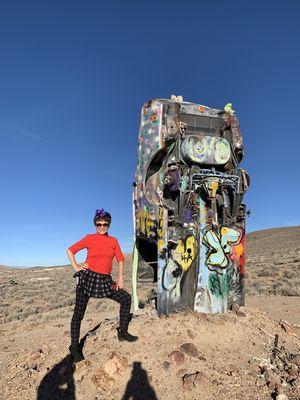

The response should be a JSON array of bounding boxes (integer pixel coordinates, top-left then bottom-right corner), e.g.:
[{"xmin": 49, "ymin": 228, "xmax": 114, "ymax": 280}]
[{"xmin": 96, "ymin": 223, "xmax": 109, "ymax": 227}]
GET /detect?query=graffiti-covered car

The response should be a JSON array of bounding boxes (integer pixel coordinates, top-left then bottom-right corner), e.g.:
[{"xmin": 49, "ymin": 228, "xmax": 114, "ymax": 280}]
[{"xmin": 132, "ymin": 96, "xmax": 250, "ymax": 315}]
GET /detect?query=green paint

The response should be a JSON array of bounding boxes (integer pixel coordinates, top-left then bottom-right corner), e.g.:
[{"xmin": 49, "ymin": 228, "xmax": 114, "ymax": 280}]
[
  {"xmin": 208, "ymin": 273, "xmax": 227, "ymax": 298},
  {"xmin": 132, "ymin": 243, "xmax": 139, "ymax": 311},
  {"xmin": 208, "ymin": 266, "xmax": 239, "ymax": 298}
]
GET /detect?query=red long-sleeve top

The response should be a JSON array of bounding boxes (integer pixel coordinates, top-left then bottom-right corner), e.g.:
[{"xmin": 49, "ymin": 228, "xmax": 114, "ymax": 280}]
[{"xmin": 68, "ymin": 233, "xmax": 125, "ymax": 275}]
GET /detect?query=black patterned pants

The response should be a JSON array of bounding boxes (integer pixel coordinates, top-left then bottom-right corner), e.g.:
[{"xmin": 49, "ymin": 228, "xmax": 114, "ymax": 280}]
[{"xmin": 70, "ymin": 287, "xmax": 132, "ymax": 345}]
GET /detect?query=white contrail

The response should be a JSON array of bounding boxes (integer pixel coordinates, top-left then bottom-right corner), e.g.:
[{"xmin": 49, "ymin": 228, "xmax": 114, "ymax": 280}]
[{"xmin": 16, "ymin": 126, "xmax": 43, "ymax": 141}]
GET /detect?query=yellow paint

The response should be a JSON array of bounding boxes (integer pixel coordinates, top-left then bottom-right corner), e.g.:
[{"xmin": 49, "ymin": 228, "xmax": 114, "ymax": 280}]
[
  {"xmin": 157, "ymin": 207, "xmax": 164, "ymax": 250},
  {"xmin": 137, "ymin": 209, "xmax": 156, "ymax": 239},
  {"xmin": 224, "ymin": 103, "xmax": 235, "ymax": 115},
  {"xmin": 211, "ymin": 181, "xmax": 218, "ymax": 197},
  {"xmin": 221, "ymin": 227, "xmax": 229, "ymax": 235},
  {"xmin": 157, "ymin": 239, "xmax": 164, "ymax": 250},
  {"xmin": 205, "ymin": 179, "xmax": 219, "ymax": 199},
  {"xmin": 173, "ymin": 236, "xmax": 197, "ymax": 271}
]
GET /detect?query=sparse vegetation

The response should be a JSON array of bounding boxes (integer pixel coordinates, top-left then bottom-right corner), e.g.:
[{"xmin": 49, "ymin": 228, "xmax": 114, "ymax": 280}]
[
  {"xmin": 0, "ymin": 228, "xmax": 299, "ymax": 323},
  {"xmin": 0, "ymin": 259, "xmax": 130, "ymax": 323},
  {"xmin": 246, "ymin": 226, "xmax": 300, "ymax": 297}
]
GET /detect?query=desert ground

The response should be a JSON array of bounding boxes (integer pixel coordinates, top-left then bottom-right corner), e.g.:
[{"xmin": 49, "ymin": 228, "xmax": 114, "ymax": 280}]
[{"xmin": 0, "ymin": 226, "xmax": 299, "ymax": 400}]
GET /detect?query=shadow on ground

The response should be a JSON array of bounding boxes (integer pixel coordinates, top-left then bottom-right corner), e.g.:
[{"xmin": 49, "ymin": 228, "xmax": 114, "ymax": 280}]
[
  {"xmin": 122, "ymin": 361, "xmax": 158, "ymax": 400},
  {"xmin": 36, "ymin": 354, "xmax": 75, "ymax": 400},
  {"xmin": 37, "ymin": 323, "xmax": 101, "ymax": 400}
]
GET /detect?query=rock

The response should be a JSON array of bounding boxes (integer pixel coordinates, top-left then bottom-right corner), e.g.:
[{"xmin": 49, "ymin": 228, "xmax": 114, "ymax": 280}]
[
  {"xmin": 267, "ymin": 378, "xmax": 276, "ymax": 391},
  {"xmin": 279, "ymin": 321, "xmax": 296, "ymax": 336},
  {"xmin": 186, "ymin": 329, "xmax": 195, "ymax": 339},
  {"xmin": 168, "ymin": 350, "xmax": 185, "ymax": 366},
  {"xmin": 177, "ymin": 368, "xmax": 188, "ymax": 377},
  {"xmin": 196, "ymin": 313, "xmax": 209, "ymax": 322},
  {"xmin": 103, "ymin": 351, "xmax": 128, "ymax": 376},
  {"xmin": 236, "ymin": 310, "xmax": 246, "ymax": 317},
  {"xmin": 194, "ymin": 372, "xmax": 209, "ymax": 388},
  {"xmin": 92, "ymin": 352, "xmax": 128, "ymax": 391},
  {"xmin": 231, "ymin": 303, "xmax": 240, "ymax": 312},
  {"xmin": 256, "ymin": 376, "xmax": 265, "ymax": 387},
  {"xmin": 276, "ymin": 395, "xmax": 289, "ymax": 400},
  {"xmin": 75, "ymin": 359, "xmax": 92, "ymax": 373},
  {"xmin": 250, "ymin": 365, "xmax": 261, "ymax": 375},
  {"xmin": 287, "ymin": 366, "xmax": 298, "ymax": 378},
  {"xmin": 182, "ymin": 371, "xmax": 209, "ymax": 390},
  {"xmin": 265, "ymin": 370, "xmax": 281, "ymax": 390},
  {"xmin": 161, "ymin": 361, "xmax": 170, "ymax": 371},
  {"xmin": 180, "ymin": 343, "xmax": 199, "ymax": 358},
  {"xmin": 227, "ymin": 364, "xmax": 238, "ymax": 376},
  {"xmin": 92, "ymin": 368, "xmax": 114, "ymax": 390},
  {"xmin": 290, "ymin": 354, "xmax": 300, "ymax": 367}
]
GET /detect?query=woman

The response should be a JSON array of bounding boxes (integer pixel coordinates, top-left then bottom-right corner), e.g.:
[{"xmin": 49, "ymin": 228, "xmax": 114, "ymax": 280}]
[{"xmin": 67, "ymin": 209, "xmax": 138, "ymax": 363}]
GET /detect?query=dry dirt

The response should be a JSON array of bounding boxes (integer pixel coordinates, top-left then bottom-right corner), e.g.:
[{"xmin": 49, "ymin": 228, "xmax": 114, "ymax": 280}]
[{"xmin": 0, "ymin": 226, "xmax": 299, "ymax": 400}]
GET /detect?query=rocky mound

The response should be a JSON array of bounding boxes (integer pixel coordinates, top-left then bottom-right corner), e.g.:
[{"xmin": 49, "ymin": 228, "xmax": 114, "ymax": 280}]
[{"xmin": 1, "ymin": 304, "xmax": 299, "ymax": 400}]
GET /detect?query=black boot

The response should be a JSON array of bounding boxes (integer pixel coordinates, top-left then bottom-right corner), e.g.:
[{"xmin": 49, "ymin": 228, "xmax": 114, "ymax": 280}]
[
  {"xmin": 69, "ymin": 344, "xmax": 85, "ymax": 363},
  {"xmin": 117, "ymin": 327, "xmax": 138, "ymax": 342}
]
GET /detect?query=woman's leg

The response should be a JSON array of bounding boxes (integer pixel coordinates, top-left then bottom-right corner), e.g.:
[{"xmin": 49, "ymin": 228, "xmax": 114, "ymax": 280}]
[
  {"xmin": 71, "ymin": 288, "xmax": 89, "ymax": 346},
  {"xmin": 107, "ymin": 289, "xmax": 132, "ymax": 332}
]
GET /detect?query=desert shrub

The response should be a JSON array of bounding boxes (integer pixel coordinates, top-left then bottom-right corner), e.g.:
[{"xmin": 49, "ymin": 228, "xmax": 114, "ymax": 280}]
[
  {"xmin": 282, "ymin": 270, "xmax": 295, "ymax": 279},
  {"xmin": 271, "ymin": 281, "xmax": 300, "ymax": 296},
  {"xmin": 10, "ymin": 310, "xmax": 23, "ymax": 320},
  {"xmin": 63, "ymin": 298, "xmax": 75, "ymax": 307},
  {"xmin": 24, "ymin": 298, "xmax": 34, "ymax": 305},
  {"xmin": 27, "ymin": 314, "xmax": 39, "ymax": 322},
  {"xmin": 257, "ymin": 269, "xmax": 273, "ymax": 277},
  {"xmin": 246, "ymin": 281, "xmax": 262, "ymax": 295},
  {"xmin": 280, "ymin": 284, "xmax": 300, "ymax": 296},
  {"xmin": 21, "ymin": 308, "xmax": 32, "ymax": 318}
]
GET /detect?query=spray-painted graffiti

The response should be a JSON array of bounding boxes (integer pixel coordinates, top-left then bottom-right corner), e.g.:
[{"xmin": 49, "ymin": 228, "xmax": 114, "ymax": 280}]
[
  {"xmin": 137, "ymin": 209, "xmax": 157, "ymax": 240},
  {"xmin": 202, "ymin": 227, "xmax": 241, "ymax": 270},
  {"xmin": 181, "ymin": 136, "xmax": 231, "ymax": 165},
  {"xmin": 173, "ymin": 236, "xmax": 197, "ymax": 271},
  {"xmin": 132, "ymin": 97, "xmax": 250, "ymax": 315}
]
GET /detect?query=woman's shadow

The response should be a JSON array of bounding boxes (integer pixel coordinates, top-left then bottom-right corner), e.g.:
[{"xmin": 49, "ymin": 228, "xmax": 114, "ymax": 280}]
[
  {"xmin": 36, "ymin": 354, "xmax": 75, "ymax": 400},
  {"xmin": 122, "ymin": 361, "xmax": 158, "ymax": 400},
  {"xmin": 36, "ymin": 323, "xmax": 101, "ymax": 400}
]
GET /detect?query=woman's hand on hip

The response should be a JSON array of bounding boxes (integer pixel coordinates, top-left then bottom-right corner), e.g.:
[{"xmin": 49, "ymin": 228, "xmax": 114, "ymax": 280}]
[{"xmin": 80, "ymin": 263, "xmax": 89, "ymax": 271}]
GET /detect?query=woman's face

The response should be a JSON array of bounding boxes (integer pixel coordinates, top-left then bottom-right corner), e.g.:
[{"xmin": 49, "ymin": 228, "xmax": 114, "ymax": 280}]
[{"xmin": 95, "ymin": 219, "xmax": 110, "ymax": 235}]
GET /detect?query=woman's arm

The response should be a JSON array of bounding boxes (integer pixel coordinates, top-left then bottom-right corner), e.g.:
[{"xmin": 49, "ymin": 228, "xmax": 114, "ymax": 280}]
[
  {"xmin": 66, "ymin": 249, "xmax": 82, "ymax": 272},
  {"xmin": 67, "ymin": 235, "xmax": 89, "ymax": 273},
  {"xmin": 116, "ymin": 261, "xmax": 124, "ymax": 289}
]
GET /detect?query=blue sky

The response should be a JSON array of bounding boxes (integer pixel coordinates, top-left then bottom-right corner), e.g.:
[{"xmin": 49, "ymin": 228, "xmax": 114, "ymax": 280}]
[{"xmin": 0, "ymin": 1, "xmax": 299, "ymax": 267}]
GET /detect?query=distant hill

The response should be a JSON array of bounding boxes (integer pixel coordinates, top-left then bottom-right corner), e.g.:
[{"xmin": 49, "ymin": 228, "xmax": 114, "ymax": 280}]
[
  {"xmin": 0, "ymin": 265, "xmax": 11, "ymax": 270},
  {"xmin": 246, "ymin": 225, "xmax": 300, "ymax": 296}
]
